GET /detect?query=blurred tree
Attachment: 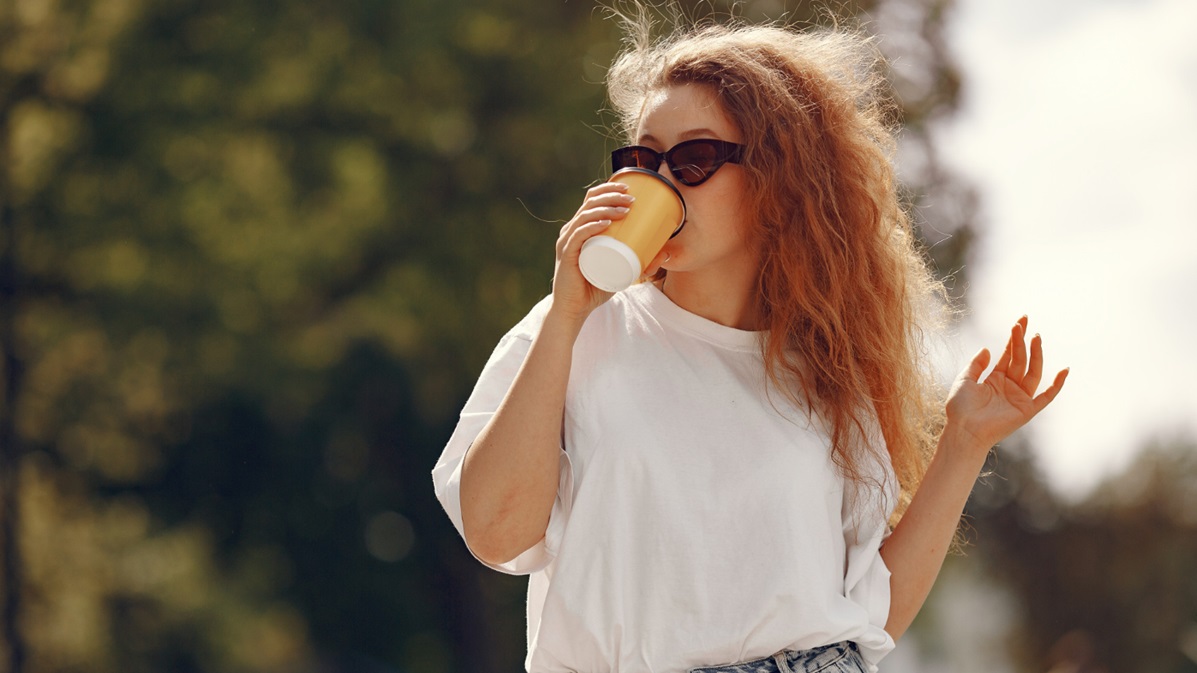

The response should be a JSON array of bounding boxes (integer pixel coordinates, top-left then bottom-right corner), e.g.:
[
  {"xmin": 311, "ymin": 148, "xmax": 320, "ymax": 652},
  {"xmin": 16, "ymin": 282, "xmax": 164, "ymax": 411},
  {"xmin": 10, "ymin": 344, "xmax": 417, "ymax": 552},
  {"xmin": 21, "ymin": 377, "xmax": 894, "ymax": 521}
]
[
  {"xmin": 0, "ymin": 0, "xmax": 975, "ymax": 672},
  {"xmin": 966, "ymin": 435, "xmax": 1197, "ymax": 673}
]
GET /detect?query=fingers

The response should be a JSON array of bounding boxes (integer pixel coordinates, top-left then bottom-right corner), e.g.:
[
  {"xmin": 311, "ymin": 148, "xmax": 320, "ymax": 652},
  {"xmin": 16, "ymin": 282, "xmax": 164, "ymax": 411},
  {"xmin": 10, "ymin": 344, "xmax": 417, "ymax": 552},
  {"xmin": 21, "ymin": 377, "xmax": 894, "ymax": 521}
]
[
  {"xmin": 556, "ymin": 210, "xmax": 631, "ymax": 262},
  {"xmin": 963, "ymin": 347, "xmax": 991, "ymax": 383},
  {"xmin": 556, "ymin": 209, "xmax": 625, "ymax": 257},
  {"xmin": 1007, "ymin": 317, "xmax": 1029, "ymax": 385},
  {"xmin": 587, "ymin": 181, "xmax": 630, "ymax": 198},
  {"xmin": 558, "ymin": 219, "xmax": 613, "ymax": 262},
  {"xmin": 992, "ymin": 316, "xmax": 1027, "ymax": 379},
  {"xmin": 557, "ymin": 184, "xmax": 634, "ymax": 256},
  {"xmin": 1032, "ymin": 367, "xmax": 1070, "ymax": 415},
  {"xmin": 570, "ymin": 181, "xmax": 631, "ymax": 218},
  {"xmin": 1021, "ymin": 332, "xmax": 1044, "ymax": 396}
]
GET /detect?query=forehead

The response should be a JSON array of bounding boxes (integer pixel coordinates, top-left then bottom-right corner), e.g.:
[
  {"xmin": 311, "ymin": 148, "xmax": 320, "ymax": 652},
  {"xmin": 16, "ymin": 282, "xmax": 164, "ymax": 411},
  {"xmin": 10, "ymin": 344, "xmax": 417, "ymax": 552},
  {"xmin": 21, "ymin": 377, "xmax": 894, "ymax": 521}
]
[{"xmin": 635, "ymin": 83, "xmax": 741, "ymax": 144}]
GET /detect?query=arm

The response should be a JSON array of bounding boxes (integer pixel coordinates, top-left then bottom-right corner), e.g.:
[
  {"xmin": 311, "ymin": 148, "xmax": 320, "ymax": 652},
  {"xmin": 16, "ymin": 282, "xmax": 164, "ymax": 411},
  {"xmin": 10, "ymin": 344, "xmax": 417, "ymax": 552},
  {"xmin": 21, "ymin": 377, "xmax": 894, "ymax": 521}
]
[
  {"xmin": 880, "ymin": 316, "xmax": 1068, "ymax": 641},
  {"xmin": 459, "ymin": 309, "xmax": 581, "ymax": 565},
  {"xmin": 458, "ymin": 181, "xmax": 641, "ymax": 566}
]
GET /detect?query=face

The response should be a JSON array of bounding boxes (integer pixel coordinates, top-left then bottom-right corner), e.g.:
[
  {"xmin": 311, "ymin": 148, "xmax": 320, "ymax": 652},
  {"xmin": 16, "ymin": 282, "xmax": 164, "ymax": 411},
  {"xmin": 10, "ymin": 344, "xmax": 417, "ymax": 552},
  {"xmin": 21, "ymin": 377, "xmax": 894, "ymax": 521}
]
[{"xmin": 635, "ymin": 83, "xmax": 756, "ymax": 279}]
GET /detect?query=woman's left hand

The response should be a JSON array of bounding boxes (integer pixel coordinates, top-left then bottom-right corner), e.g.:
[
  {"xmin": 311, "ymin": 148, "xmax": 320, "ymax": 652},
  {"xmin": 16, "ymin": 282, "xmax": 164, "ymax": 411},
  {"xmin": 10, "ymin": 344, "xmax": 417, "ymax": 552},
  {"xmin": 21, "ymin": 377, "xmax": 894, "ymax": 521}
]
[
  {"xmin": 945, "ymin": 316, "xmax": 1069, "ymax": 455},
  {"xmin": 884, "ymin": 318, "xmax": 1068, "ymax": 641}
]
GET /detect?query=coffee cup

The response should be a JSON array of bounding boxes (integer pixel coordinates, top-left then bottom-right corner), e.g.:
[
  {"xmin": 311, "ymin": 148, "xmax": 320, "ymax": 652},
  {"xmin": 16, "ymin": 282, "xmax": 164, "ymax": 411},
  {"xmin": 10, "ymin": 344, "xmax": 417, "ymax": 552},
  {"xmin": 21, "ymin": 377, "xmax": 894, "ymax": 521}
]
[{"xmin": 579, "ymin": 168, "xmax": 686, "ymax": 293}]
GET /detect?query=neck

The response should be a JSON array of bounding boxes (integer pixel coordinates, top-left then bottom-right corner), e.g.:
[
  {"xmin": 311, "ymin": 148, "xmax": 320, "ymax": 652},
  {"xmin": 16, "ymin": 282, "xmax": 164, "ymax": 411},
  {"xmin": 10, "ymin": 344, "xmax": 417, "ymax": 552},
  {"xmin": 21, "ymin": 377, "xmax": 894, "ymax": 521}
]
[{"xmin": 659, "ymin": 264, "xmax": 763, "ymax": 331}]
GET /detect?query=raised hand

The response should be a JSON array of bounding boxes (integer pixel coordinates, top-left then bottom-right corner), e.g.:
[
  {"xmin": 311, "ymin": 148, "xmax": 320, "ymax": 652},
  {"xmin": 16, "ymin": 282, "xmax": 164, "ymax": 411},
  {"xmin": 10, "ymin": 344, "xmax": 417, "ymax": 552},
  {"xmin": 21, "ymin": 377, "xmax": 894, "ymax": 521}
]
[
  {"xmin": 550, "ymin": 182, "xmax": 634, "ymax": 326},
  {"xmin": 945, "ymin": 316, "xmax": 1069, "ymax": 454}
]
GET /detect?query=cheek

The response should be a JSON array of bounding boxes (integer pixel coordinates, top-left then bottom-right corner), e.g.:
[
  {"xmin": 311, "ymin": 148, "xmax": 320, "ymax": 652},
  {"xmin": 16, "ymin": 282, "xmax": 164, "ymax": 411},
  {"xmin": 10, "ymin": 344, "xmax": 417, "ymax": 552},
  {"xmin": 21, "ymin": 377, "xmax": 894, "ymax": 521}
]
[
  {"xmin": 679, "ymin": 174, "xmax": 750, "ymax": 238},
  {"xmin": 710, "ymin": 181, "xmax": 751, "ymax": 235},
  {"xmin": 691, "ymin": 178, "xmax": 742, "ymax": 213}
]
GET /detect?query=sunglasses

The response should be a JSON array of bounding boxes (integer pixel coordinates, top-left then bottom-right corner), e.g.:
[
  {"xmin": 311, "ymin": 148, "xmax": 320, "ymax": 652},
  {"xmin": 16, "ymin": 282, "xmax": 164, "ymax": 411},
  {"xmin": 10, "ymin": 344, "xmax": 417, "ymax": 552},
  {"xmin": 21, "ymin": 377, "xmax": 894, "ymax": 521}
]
[{"xmin": 611, "ymin": 138, "xmax": 745, "ymax": 187}]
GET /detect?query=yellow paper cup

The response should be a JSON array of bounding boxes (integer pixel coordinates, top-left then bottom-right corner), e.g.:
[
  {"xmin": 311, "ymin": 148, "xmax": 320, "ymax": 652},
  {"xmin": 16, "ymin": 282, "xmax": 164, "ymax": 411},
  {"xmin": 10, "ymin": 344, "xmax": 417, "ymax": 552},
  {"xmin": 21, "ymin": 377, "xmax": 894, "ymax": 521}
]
[{"xmin": 579, "ymin": 168, "xmax": 686, "ymax": 293}]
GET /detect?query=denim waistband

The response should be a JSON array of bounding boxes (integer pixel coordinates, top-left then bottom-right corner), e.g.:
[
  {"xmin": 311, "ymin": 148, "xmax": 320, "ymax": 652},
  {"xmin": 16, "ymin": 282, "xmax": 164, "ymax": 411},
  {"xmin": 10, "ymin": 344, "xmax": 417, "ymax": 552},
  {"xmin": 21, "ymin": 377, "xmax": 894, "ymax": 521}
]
[{"xmin": 687, "ymin": 641, "xmax": 863, "ymax": 673}]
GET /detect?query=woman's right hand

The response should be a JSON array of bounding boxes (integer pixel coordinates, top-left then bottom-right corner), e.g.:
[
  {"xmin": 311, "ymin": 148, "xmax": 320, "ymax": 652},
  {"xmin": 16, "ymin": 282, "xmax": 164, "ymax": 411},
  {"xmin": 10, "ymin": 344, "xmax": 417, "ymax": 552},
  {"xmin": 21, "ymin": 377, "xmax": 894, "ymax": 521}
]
[{"xmin": 549, "ymin": 181, "xmax": 634, "ymax": 328}]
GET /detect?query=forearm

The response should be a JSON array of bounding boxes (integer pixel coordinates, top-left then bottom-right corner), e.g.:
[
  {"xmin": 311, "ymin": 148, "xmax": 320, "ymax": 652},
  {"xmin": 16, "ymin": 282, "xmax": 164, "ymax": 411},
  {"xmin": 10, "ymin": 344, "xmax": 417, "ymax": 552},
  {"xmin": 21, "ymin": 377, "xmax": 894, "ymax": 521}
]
[
  {"xmin": 459, "ymin": 306, "xmax": 583, "ymax": 565},
  {"xmin": 879, "ymin": 424, "xmax": 990, "ymax": 641}
]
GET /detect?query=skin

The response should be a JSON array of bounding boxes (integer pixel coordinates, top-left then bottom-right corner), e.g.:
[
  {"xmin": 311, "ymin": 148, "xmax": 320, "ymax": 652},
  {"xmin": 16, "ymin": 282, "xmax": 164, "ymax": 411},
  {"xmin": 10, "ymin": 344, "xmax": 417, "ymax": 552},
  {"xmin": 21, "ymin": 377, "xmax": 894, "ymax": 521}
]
[
  {"xmin": 458, "ymin": 83, "xmax": 1068, "ymax": 644},
  {"xmin": 881, "ymin": 317, "xmax": 1067, "ymax": 640},
  {"xmin": 636, "ymin": 85, "xmax": 763, "ymax": 330}
]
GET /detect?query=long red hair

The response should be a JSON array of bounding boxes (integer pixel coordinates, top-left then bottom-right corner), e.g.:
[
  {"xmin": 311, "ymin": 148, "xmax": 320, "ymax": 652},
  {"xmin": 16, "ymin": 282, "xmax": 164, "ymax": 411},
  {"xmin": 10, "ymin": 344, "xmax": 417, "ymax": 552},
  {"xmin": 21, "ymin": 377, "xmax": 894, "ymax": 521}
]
[{"xmin": 607, "ymin": 16, "xmax": 949, "ymax": 520}]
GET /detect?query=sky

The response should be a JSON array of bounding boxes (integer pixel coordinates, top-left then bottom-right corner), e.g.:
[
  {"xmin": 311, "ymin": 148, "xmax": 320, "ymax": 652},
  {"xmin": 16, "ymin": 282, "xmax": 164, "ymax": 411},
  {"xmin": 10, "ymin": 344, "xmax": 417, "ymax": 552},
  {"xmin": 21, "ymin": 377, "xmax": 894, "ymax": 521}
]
[{"xmin": 937, "ymin": 0, "xmax": 1197, "ymax": 499}]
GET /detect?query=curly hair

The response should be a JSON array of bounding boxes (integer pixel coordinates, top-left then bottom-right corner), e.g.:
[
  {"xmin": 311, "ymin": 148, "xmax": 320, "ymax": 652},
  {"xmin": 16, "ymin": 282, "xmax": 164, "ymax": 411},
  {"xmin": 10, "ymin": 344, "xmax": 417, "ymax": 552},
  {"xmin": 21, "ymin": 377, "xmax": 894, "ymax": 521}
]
[{"xmin": 606, "ymin": 10, "xmax": 949, "ymax": 522}]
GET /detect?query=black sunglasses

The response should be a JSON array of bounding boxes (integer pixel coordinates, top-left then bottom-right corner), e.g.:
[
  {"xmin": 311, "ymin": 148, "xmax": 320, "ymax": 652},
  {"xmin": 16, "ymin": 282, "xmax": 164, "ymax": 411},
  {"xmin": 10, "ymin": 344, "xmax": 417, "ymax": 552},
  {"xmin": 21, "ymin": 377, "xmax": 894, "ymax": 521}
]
[{"xmin": 611, "ymin": 138, "xmax": 745, "ymax": 187}]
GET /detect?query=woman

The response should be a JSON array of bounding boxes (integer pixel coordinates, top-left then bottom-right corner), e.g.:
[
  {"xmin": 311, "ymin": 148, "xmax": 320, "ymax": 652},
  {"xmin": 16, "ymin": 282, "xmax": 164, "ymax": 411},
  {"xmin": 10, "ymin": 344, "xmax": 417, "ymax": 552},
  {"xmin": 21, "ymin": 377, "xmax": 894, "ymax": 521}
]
[{"xmin": 432, "ymin": 15, "xmax": 1067, "ymax": 673}]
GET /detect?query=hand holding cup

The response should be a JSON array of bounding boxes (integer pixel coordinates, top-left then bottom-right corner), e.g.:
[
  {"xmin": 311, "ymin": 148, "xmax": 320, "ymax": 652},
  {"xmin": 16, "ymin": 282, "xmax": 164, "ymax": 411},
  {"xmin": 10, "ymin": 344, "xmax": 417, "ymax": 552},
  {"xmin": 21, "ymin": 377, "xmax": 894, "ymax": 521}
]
[
  {"xmin": 579, "ymin": 169, "xmax": 686, "ymax": 293},
  {"xmin": 550, "ymin": 182, "xmax": 633, "ymax": 326}
]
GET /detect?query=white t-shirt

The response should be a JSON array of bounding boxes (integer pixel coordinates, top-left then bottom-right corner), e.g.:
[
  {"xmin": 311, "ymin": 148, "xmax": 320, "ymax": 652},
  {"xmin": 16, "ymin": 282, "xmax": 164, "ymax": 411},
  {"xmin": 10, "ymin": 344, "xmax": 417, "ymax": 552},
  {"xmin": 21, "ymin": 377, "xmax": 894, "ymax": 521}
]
[{"xmin": 432, "ymin": 282, "xmax": 897, "ymax": 673}]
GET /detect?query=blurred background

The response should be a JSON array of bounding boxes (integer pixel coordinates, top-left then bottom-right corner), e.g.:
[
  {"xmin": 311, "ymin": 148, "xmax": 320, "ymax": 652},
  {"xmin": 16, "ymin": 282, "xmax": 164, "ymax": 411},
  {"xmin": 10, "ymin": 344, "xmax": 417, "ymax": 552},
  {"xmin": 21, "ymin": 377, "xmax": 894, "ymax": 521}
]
[{"xmin": 0, "ymin": 0, "xmax": 1194, "ymax": 672}]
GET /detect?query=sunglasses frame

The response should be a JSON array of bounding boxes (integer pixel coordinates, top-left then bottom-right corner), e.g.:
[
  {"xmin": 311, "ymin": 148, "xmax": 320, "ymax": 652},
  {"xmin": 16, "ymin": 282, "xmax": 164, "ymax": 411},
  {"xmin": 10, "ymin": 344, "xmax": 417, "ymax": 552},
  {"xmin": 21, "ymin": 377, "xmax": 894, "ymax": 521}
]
[{"xmin": 610, "ymin": 138, "xmax": 746, "ymax": 187}]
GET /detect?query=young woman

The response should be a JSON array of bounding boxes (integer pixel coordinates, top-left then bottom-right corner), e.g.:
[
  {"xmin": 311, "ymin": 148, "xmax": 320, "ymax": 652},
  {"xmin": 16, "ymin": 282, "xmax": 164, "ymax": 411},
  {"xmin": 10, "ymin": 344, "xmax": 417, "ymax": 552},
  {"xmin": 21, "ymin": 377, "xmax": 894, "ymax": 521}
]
[{"xmin": 432, "ymin": 16, "xmax": 1067, "ymax": 673}]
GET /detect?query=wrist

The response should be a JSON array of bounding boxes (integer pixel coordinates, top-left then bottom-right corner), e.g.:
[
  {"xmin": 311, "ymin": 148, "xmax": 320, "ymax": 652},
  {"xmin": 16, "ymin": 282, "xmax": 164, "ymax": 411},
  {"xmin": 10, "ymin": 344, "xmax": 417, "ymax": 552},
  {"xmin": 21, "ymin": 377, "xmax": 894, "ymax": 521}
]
[
  {"xmin": 935, "ymin": 421, "xmax": 993, "ymax": 470},
  {"xmin": 543, "ymin": 300, "xmax": 588, "ymax": 341}
]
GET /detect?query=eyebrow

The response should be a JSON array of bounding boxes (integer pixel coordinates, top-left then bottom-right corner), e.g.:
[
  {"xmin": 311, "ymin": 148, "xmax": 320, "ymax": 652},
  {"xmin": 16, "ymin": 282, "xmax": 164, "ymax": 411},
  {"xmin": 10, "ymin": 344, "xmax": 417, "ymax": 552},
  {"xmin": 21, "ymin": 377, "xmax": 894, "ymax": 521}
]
[{"xmin": 638, "ymin": 128, "xmax": 724, "ymax": 145}]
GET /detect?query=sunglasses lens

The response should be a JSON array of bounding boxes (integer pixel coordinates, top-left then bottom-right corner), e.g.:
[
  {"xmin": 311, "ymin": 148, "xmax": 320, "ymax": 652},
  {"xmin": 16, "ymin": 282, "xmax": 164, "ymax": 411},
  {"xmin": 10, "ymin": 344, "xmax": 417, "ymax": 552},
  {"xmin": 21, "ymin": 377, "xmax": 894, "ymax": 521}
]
[
  {"xmin": 670, "ymin": 143, "xmax": 721, "ymax": 185},
  {"xmin": 612, "ymin": 147, "xmax": 660, "ymax": 172},
  {"xmin": 612, "ymin": 141, "xmax": 739, "ymax": 185}
]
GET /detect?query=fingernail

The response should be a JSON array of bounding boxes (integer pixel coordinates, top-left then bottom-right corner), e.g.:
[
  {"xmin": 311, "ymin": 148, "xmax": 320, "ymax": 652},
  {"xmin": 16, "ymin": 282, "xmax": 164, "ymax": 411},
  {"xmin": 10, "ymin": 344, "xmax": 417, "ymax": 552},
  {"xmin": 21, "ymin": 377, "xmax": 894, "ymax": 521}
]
[{"xmin": 615, "ymin": 206, "xmax": 630, "ymax": 213}]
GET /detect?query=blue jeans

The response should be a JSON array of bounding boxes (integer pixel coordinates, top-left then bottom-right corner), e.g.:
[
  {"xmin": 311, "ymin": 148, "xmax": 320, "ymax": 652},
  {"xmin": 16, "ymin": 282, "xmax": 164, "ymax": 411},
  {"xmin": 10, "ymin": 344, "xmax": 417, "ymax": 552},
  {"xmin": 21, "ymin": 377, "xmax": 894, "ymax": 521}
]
[{"xmin": 688, "ymin": 641, "xmax": 867, "ymax": 673}]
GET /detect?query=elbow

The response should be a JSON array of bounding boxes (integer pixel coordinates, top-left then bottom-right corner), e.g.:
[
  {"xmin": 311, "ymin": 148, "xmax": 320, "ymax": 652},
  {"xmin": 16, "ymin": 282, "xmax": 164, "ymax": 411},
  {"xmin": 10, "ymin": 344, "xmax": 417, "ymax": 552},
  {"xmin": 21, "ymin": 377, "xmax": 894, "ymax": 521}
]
[
  {"xmin": 461, "ymin": 505, "xmax": 541, "ymax": 567},
  {"xmin": 461, "ymin": 506, "xmax": 506, "ymax": 566},
  {"xmin": 470, "ymin": 543, "xmax": 518, "ymax": 568},
  {"xmin": 463, "ymin": 525, "xmax": 537, "ymax": 567},
  {"xmin": 459, "ymin": 465, "xmax": 555, "ymax": 568}
]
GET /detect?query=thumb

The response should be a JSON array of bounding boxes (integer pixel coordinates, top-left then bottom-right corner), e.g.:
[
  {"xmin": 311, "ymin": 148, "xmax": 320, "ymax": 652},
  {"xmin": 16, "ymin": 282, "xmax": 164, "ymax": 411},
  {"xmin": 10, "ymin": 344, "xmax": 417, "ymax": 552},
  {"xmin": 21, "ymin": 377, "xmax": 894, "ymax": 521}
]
[{"xmin": 963, "ymin": 348, "xmax": 991, "ymax": 383}]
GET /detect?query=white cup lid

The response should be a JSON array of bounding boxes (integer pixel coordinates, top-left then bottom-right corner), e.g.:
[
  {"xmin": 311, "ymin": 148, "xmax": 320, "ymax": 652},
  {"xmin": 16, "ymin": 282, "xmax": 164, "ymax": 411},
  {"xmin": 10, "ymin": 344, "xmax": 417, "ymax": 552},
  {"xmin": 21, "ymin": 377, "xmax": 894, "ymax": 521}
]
[{"xmin": 579, "ymin": 236, "xmax": 640, "ymax": 293}]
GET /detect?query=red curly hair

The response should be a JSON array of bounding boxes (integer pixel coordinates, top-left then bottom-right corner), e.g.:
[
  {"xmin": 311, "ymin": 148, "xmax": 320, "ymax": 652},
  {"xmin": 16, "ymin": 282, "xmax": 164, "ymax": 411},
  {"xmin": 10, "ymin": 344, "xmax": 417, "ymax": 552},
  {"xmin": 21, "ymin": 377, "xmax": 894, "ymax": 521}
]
[{"xmin": 607, "ymin": 14, "xmax": 949, "ymax": 521}]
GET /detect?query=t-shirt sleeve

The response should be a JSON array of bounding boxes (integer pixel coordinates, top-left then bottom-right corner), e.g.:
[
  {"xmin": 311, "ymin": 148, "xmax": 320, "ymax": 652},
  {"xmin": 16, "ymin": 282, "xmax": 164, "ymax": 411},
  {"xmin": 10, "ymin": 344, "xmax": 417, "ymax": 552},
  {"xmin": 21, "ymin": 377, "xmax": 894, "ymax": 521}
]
[
  {"xmin": 842, "ymin": 442, "xmax": 899, "ymax": 672},
  {"xmin": 430, "ymin": 299, "xmax": 574, "ymax": 576}
]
